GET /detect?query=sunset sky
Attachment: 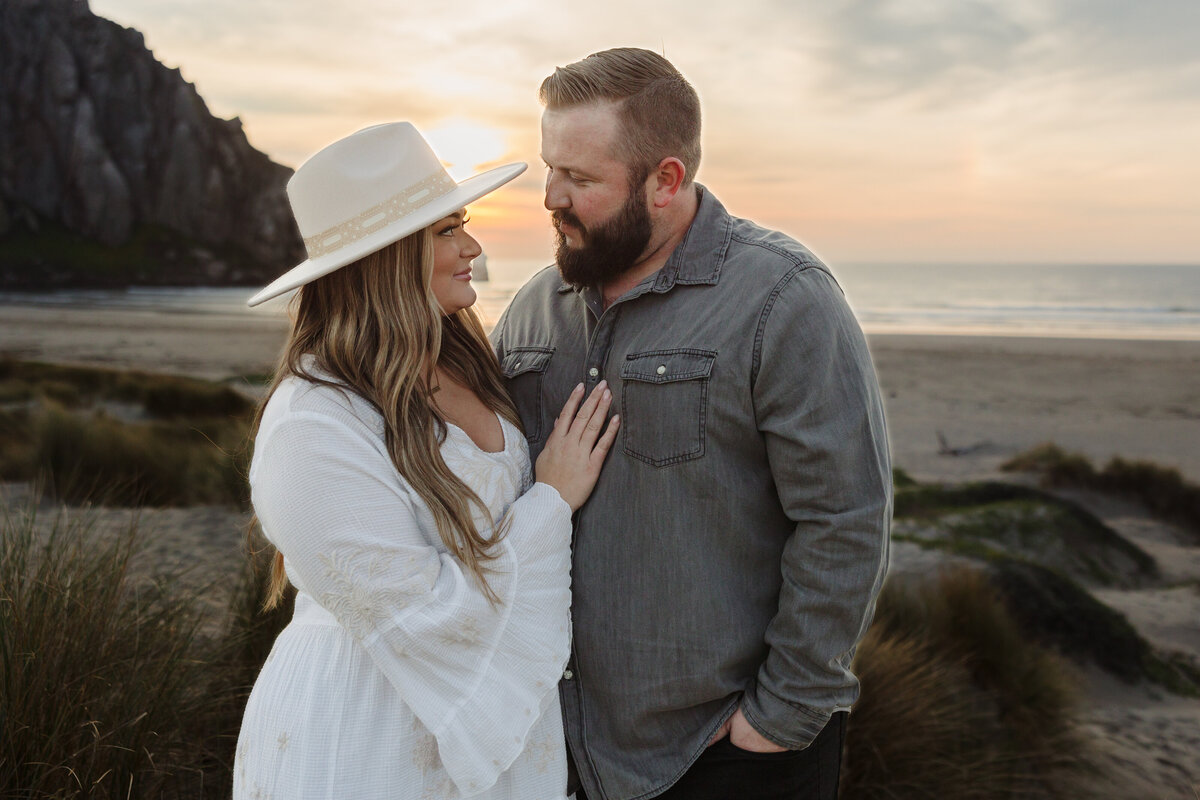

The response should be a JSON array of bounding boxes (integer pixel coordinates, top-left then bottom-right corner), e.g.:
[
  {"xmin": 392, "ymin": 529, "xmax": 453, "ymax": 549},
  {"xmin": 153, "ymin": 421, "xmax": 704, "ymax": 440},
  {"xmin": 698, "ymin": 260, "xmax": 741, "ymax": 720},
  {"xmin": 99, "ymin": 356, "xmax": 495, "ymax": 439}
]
[{"xmin": 89, "ymin": 0, "xmax": 1200, "ymax": 268}]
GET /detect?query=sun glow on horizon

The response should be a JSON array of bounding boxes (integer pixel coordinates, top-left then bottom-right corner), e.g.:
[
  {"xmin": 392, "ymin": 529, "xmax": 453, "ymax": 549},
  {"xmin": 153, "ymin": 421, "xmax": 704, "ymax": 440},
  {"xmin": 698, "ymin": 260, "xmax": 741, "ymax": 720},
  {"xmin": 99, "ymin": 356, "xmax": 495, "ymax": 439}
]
[{"xmin": 424, "ymin": 118, "xmax": 511, "ymax": 180}]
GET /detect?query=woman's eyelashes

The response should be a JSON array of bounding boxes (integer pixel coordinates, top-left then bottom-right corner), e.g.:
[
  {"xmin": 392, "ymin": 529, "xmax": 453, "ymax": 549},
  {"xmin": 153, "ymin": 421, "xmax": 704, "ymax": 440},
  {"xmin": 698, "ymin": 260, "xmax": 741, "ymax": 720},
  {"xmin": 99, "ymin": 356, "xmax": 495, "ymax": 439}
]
[{"xmin": 436, "ymin": 215, "xmax": 470, "ymax": 236}]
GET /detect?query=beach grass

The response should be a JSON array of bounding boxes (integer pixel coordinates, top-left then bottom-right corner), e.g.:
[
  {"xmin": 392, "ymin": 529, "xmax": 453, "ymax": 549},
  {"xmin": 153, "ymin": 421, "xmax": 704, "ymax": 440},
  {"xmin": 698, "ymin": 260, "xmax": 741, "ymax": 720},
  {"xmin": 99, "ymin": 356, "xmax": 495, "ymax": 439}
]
[
  {"xmin": 0, "ymin": 357, "xmax": 255, "ymax": 418},
  {"xmin": 0, "ymin": 502, "xmax": 211, "ymax": 797},
  {"xmin": 989, "ymin": 558, "xmax": 1199, "ymax": 696},
  {"xmin": 222, "ymin": 530, "xmax": 297, "ymax": 691},
  {"xmin": 0, "ymin": 359, "xmax": 253, "ymax": 507},
  {"xmin": 1, "ymin": 493, "xmax": 1104, "ymax": 798},
  {"xmin": 890, "ymin": 475, "xmax": 1196, "ymax": 694},
  {"xmin": 0, "ymin": 360, "xmax": 1175, "ymax": 795},
  {"xmin": 0, "ymin": 501, "xmax": 291, "ymax": 798},
  {"xmin": 1003, "ymin": 443, "xmax": 1200, "ymax": 539},
  {"xmin": 893, "ymin": 481, "xmax": 1158, "ymax": 588},
  {"xmin": 844, "ymin": 567, "xmax": 1087, "ymax": 798},
  {"xmin": 23, "ymin": 401, "xmax": 249, "ymax": 507}
]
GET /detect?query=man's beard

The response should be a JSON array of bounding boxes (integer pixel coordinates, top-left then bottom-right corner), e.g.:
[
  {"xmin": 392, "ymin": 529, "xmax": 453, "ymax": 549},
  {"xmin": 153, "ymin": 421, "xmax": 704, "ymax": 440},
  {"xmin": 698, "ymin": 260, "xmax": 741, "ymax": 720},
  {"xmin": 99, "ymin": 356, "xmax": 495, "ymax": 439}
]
[{"xmin": 553, "ymin": 186, "xmax": 652, "ymax": 289}]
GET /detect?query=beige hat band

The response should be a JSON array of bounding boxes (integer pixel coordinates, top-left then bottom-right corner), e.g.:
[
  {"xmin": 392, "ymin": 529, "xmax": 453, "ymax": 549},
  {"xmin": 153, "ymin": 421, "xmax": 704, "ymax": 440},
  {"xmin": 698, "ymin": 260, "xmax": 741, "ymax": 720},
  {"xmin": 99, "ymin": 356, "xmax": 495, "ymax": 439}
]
[{"xmin": 302, "ymin": 171, "xmax": 458, "ymax": 259}]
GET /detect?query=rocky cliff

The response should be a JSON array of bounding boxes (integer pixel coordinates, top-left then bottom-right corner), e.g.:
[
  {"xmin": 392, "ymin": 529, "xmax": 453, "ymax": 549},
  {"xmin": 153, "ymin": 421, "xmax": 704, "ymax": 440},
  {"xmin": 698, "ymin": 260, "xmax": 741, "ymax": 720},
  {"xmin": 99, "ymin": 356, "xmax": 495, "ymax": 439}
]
[{"xmin": 0, "ymin": 0, "xmax": 303, "ymax": 288}]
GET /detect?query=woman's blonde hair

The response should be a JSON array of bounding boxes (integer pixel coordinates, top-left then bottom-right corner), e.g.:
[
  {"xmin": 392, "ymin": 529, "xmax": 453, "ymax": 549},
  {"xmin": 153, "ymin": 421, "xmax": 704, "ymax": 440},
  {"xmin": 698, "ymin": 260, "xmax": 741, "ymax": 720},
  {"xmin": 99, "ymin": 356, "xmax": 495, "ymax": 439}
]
[{"xmin": 255, "ymin": 225, "xmax": 520, "ymax": 607}]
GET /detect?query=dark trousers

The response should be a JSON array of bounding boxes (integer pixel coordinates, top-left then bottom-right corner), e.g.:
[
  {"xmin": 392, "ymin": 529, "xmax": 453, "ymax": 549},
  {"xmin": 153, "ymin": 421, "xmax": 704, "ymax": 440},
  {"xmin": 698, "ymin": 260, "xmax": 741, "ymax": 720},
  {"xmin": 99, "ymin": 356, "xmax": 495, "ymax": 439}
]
[{"xmin": 576, "ymin": 711, "xmax": 847, "ymax": 800}]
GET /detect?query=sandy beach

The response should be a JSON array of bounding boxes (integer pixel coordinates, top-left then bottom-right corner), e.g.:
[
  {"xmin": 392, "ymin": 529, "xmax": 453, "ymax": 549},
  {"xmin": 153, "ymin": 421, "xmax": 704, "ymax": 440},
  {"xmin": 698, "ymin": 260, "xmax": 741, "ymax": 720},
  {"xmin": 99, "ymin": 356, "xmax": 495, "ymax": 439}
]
[
  {"xmin": 868, "ymin": 334, "xmax": 1200, "ymax": 483},
  {"xmin": 3, "ymin": 302, "xmax": 1200, "ymax": 797},
  {"xmin": 3, "ymin": 302, "xmax": 1198, "ymax": 483}
]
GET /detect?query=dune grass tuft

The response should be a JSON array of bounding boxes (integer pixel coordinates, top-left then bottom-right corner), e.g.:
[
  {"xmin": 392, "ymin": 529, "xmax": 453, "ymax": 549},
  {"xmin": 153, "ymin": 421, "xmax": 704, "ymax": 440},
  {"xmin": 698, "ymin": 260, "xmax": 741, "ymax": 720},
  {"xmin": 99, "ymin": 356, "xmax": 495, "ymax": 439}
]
[
  {"xmin": 893, "ymin": 481, "xmax": 1157, "ymax": 587},
  {"xmin": 222, "ymin": 529, "xmax": 296, "ymax": 690},
  {"xmin": 0, "ymin": 356, "xmax": 254, "ymax": 419},
  {"xmin": 845, "ymin": 567, "xmax": 1087, "ymax": 798},
  {"xmin": 845, "ymin": 629, "xmax": 1016, "ymax": 799},
  {"xmin": 2, "ymin": 499, "xmax": 1117, "ymax": 797},
  {"xmin": 988, "ymin": 558, "xmax": 1199, "ymax": 696},
  {"xmin": 0, "ymin": 502, "xmax": 210, "ymax": 797},
  {"xmin": 892, "ymin": 467, "xmax": 917, "ymax": 489},
  {"xmin": 27, "ymin": 402, "xmax": 249, "ymax": 507},
  {"xmin": 1003, "ymin": 443, "xmax": 1200, "ymax": 538},
  {"xmin": 0, "ymin": 501, "xmax": 293, "ymax": 798},
  {"xmin": 0, "ymin": 359, "xmax": 255, "ymax": 507}
]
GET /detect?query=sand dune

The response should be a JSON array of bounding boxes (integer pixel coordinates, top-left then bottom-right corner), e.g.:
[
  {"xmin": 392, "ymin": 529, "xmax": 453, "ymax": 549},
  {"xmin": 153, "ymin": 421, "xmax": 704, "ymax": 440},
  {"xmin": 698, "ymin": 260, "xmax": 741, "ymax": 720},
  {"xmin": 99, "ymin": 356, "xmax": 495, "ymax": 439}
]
[{"xmin": 3, "ymin": 302, "xmax": 1199, "ymax": 797}]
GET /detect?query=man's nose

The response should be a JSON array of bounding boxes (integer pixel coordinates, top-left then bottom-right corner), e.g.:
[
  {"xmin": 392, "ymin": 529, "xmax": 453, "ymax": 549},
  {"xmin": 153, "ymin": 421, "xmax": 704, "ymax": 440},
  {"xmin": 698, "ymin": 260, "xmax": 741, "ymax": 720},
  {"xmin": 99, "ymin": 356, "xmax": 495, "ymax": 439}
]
[{"xmin": 544, "ymin": 171, "xmax": 568, "ymax": 211}]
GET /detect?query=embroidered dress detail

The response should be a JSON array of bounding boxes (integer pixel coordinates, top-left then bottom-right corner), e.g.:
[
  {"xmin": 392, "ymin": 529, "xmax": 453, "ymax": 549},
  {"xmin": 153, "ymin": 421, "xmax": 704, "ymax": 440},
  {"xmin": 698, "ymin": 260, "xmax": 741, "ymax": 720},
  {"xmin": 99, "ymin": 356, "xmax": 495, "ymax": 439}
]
[
  {"xmin": 316, "ymin": 546, "xmax": 429, "ymax": 641},
  {"xmin": 302, "ymin": 171, "xmax": 457, "ymax": 258}
]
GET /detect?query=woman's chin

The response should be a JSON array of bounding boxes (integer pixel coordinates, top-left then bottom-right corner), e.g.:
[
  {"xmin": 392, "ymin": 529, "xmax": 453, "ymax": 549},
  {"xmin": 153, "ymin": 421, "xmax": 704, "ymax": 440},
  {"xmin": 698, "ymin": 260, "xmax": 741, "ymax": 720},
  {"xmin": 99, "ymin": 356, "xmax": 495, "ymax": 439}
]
[{"xmin": 436, "ymin": 289, "xmax": 477, "ymax": 316}]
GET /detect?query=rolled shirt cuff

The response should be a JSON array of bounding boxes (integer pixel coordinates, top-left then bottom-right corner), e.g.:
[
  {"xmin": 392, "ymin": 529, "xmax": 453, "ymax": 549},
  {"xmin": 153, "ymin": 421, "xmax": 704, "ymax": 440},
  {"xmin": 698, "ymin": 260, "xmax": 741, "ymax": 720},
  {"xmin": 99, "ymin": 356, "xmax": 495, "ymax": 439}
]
[{"xmin": 739, "ymin": 685, "xmax": 833, "ymax": 751}]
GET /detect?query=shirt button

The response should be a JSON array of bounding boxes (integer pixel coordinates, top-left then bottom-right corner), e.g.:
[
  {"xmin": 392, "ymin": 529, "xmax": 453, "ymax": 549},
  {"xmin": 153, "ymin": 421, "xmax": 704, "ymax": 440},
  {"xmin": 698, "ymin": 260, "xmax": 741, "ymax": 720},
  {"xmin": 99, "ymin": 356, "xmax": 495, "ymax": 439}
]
[
  {"xmin": 563, "ymin": 669, "xmax": 575, "ymax": 680},
  {"xmin": 587, "ymin": 367, "xmax": 599, "ymax": 378},
  {"xmin": 656, "ymin": 365, "xmax": 667, "ymax": 375}
]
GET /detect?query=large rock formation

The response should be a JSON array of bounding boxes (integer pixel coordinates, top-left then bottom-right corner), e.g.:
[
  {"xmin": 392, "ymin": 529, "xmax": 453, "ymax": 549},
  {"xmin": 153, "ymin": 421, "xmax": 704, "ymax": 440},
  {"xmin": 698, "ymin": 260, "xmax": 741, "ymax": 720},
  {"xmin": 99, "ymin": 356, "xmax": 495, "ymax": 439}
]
[{"xmin": 0, "ymin": 0, "xmax": 304, "ymax": 288}]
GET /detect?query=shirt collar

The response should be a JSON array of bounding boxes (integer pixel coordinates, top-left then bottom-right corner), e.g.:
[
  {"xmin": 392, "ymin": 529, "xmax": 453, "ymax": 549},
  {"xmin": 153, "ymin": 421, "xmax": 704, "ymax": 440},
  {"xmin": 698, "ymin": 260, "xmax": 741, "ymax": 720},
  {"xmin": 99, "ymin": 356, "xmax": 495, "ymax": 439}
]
[{"xmin": 556, "ymin": 183, "xmax": 732, "ymax": 295}]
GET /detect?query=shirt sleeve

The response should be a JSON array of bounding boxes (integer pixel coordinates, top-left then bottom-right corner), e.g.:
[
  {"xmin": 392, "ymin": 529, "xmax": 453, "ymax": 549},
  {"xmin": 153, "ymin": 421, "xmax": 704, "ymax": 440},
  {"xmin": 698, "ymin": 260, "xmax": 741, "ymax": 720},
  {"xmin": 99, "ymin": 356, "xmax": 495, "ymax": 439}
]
[
  {"xmin": 743, "ymin": 265, "xmax": 892, "ymax": 749},
  {"xmin": 250, "ymin": 405, "xmax": 573, "ymax": 796}
]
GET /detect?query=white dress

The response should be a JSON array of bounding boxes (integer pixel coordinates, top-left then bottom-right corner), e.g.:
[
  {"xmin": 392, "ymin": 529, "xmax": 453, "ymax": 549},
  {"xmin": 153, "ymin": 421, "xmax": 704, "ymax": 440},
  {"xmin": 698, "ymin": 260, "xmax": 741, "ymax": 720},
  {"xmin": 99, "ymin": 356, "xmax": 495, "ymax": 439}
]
[{"xmin": 234, "ymin": 376, "xmax": 573, "ymax": 799}]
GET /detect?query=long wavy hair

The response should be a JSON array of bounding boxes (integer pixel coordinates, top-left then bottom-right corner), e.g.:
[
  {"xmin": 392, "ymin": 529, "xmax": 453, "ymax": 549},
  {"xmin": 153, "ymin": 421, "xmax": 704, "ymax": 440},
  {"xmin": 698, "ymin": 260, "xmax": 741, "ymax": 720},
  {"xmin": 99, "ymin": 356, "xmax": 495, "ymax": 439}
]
[{"xmin": 255, "ymin": 226, "xmax": 520, "ymax": 607}]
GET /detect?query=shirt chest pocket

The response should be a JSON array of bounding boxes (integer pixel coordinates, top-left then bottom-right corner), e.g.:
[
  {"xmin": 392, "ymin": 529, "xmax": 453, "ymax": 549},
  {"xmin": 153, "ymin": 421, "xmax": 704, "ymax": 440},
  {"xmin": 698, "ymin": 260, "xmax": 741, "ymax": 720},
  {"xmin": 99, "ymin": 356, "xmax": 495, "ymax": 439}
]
[
  {"xmin": 500, "ymin": 346, "xmax": 554, "ymax": 443},
  {"xmin": 620, "ymin": 349, "xmax": 717, "ymax": 467}
]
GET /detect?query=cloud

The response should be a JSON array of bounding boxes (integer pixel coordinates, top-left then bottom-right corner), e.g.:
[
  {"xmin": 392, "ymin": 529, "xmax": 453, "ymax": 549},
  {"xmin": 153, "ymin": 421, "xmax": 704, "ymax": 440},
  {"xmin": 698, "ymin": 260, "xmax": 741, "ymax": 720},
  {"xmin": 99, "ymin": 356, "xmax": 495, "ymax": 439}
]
[
  {"xmin": 1054, "ymin": 0, "xmax": 1200, "ymax": 74},
  {"xmin": 796, "ymin": 0, "xmax": 1200, "ymax": 109},
  {"xmin": 85, "ymin": 0, "xmax": 1200, "ymax": 263},
  {"xmin": 810, "ymin": 0, "xmax": 1035, "ymax": 102}
]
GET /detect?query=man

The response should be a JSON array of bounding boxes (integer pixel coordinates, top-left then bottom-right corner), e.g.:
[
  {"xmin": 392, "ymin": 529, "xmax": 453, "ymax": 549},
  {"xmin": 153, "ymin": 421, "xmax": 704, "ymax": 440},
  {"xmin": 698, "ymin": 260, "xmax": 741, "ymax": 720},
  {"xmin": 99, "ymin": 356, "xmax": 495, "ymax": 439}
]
[{"xmin": 492, "ymin": 47, "xmax": 891, "ymax": 800}]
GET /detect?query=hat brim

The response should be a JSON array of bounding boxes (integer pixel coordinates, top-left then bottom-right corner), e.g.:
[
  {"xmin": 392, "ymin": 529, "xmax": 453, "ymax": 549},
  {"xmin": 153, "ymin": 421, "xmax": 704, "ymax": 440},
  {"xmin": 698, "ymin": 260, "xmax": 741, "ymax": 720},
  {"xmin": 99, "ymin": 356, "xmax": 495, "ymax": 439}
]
[{"xmin": 247, "ymin": 162, "xmax": 527, "ymax": 307}]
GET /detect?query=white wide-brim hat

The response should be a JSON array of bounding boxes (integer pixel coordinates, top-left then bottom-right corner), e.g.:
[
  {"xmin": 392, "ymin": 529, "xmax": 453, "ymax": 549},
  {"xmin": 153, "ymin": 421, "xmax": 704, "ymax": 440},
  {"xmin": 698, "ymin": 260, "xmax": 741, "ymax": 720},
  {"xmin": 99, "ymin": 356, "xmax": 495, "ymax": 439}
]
[{"xmin": 247, "ymin": 122, "xmax": 526, "ymax": 307}]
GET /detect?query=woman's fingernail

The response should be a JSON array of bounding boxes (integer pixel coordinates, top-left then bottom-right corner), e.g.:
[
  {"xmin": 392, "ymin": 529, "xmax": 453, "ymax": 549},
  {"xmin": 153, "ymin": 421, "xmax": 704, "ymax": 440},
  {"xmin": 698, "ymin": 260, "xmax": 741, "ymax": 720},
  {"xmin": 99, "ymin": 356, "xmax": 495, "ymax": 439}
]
[
  {"xmin": 575, "ymin": 383, "xmax": 584, "ymax": 393},
  {"xmin": 598, "ymin": 379, "xmax": 608, "ymax": 390},
  {"xmin": 603, "ymin": 389, "xmax": 611, "ymax": 401}
]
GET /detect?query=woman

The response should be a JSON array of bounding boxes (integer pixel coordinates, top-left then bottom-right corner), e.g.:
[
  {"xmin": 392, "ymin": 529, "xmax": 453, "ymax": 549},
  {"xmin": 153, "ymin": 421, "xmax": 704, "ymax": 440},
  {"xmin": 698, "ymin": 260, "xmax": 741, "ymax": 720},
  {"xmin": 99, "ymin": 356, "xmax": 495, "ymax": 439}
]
[{"xmin": 234, "ymin": 123, "xmax": 618, "ymax": 799}]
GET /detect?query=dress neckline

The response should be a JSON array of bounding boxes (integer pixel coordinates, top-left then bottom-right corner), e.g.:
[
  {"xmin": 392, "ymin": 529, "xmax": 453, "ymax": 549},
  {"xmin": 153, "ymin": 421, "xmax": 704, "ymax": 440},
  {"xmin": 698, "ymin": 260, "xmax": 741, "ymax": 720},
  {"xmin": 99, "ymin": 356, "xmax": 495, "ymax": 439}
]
[{"xmin": 444, "ymin": 411, "xmax": 510, "ymax": 456}]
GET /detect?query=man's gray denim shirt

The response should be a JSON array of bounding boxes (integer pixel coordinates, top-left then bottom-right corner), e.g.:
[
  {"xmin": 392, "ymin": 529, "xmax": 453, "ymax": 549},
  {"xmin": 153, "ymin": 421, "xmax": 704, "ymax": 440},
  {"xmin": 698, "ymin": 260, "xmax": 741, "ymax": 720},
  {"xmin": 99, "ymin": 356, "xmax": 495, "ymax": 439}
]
[{"xmin": 492, "ymin": 186, "xmax": 891, "ymax": 800}]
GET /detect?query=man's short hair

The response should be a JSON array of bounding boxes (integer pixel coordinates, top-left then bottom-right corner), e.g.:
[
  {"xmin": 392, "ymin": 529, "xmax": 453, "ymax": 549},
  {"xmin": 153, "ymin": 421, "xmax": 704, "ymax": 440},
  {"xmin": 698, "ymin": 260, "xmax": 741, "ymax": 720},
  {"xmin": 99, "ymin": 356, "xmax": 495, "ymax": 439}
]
[{"xmin": 539, "ymin": 47, "xmax": 701, "ymax": 186}]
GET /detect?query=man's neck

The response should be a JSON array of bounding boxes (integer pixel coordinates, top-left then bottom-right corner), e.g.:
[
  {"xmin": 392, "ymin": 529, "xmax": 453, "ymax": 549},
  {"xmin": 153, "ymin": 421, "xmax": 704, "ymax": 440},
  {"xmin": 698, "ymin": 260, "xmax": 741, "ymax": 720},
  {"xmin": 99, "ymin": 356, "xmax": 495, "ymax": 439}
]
[
  {"xmin": 600, "ymin": 256, "xmax": 666, "ymax": 309},
  {"xmin": 601, "ymin": 185, "xmax": 699, "ymax": 308}
]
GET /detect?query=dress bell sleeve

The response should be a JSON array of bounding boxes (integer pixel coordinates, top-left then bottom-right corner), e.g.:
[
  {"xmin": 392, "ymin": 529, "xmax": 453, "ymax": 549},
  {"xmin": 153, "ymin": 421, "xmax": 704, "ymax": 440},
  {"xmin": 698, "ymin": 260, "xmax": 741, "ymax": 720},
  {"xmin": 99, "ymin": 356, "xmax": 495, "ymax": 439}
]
[{"xmin": 250, "ymin": 404, "xmax": 573, "ymax": 796}]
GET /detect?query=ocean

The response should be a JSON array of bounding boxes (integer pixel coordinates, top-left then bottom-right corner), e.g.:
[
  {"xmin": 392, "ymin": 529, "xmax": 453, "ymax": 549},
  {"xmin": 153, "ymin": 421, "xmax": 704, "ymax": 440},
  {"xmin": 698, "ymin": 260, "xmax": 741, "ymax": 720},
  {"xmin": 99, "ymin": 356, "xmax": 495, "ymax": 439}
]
[{"xmin": 4, "ymin": 261, "xmax": 1199, "ymax": 341}]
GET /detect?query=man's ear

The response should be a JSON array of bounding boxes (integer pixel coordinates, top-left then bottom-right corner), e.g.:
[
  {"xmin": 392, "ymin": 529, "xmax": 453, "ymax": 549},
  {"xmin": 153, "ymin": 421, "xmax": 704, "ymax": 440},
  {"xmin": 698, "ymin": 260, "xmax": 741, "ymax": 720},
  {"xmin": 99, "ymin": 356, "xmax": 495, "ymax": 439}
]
[{"xmin": 650, "ymin": 157, "xmax": 687, "ymax": 208}]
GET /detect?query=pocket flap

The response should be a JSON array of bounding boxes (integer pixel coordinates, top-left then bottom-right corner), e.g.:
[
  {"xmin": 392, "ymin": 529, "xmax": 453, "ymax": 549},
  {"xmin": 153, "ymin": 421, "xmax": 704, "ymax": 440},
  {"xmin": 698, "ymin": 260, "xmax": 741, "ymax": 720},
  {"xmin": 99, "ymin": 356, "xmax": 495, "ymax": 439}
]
[
  {"xmin": 501, "ymin": 347, "xmax": 554, "ymax": 378},
  {"xmin": 621, "ymin": 349, "xmax": 716, "ymax": 384}
]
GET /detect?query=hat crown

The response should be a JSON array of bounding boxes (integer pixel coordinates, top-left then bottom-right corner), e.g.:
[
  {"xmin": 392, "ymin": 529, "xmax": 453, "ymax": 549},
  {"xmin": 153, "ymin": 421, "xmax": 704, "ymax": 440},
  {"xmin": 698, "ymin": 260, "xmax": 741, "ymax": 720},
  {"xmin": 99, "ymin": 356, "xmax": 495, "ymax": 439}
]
[{"xmin": 286, "ymin": 122, "xmax": 448, "ymax": 238}]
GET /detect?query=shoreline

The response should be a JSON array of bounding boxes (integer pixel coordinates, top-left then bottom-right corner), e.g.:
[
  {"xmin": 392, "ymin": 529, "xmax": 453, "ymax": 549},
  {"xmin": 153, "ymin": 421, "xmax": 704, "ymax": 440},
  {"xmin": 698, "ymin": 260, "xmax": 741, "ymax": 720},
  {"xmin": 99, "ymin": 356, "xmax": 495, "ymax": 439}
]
[{"xmin": 4, "ymin": 303, "xmax": 1198, "ymax": 482}]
